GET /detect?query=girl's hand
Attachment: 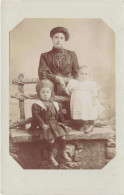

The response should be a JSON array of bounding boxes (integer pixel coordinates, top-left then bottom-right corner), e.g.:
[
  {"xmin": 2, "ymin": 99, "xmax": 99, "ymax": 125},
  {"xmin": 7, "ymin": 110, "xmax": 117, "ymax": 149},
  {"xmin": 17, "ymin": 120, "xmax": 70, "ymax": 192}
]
[{"xmin": 42, "ymin": 124, "xmax": 50, "ymax": 131}]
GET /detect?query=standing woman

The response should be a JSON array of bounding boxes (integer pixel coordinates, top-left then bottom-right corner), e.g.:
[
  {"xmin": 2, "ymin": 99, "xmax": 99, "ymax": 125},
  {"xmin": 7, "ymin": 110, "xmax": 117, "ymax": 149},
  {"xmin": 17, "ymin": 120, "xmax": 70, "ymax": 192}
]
[{"xmin": 38, "ymin": 27, "xmax": 79, "ymax": 95}]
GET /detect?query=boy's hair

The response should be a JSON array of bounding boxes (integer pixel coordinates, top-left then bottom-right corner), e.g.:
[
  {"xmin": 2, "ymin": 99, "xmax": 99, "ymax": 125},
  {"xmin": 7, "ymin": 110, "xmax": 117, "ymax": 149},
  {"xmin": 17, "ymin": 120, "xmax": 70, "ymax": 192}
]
[{"xmin": 36, "ymin": 79, "xmax": 54, "ymax": 93}]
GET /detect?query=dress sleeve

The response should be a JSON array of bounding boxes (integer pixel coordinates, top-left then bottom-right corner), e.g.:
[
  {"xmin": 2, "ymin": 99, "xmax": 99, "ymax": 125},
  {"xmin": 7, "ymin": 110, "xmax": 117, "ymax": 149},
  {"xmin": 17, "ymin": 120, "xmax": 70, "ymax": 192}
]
[
  {"xmin": 66, "ymin": 79, "xmax": 74, "ymax": 95},
  {"xmin": 91, "ymin": 82, "xmax": 99, "ymax": 97},
  {"xmin": 32, "ymin": 103, "xmax": 45, "ymax": 127},
  {"xmin": 38, "ymin": 53, "xmax": 56, "ymax": 82},
  {"xmin": 71, "ymin": 51, "xmax": 79, "ymax": 78}
]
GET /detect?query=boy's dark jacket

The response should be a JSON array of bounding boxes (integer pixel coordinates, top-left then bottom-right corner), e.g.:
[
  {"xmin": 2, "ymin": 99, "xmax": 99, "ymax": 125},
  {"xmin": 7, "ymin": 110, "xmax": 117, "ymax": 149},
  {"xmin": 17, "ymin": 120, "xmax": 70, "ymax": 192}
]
[{"xmin": 30, "ymin": 101, "xmax": 66, "ymax": 138}]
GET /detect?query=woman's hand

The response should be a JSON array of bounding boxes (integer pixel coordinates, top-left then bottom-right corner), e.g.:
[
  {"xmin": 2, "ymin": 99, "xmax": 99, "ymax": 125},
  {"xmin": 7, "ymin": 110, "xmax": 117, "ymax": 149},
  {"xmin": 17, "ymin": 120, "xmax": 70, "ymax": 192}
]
[
  {"xmin": 56, "ymin": 76, "xmax": 66, "ymax": 92},
  {"xmin": 56, "ymin": 76, "xmax": 71, "ymax": 84},
  {"xmin": 42, "ymin": 124, "xmax": 50, "ymax": 131},
  {"xmin": 56, "ymin": 76, "xmax": 65, "ymax": 85},
  {"xmin": 63, "ymin": 77, "xmax": 71, "ymax": 83}
]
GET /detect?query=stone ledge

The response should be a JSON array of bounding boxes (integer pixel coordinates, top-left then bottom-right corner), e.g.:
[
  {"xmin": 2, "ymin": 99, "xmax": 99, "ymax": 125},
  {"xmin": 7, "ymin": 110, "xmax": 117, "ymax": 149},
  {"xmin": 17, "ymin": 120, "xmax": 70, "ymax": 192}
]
[
  {"xmin": 106, "ymin": 147, "xmax": 116, "ymax": 159},
  {"xmin": 10, "ymin": 126, "xmax": 115, "ymax": 143}
]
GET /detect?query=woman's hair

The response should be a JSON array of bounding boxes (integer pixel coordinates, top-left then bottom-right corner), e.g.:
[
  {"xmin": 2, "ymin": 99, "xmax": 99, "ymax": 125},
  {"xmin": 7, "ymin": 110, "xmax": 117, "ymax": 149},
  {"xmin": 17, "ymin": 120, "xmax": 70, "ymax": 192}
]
[{"xmin": 50, "ymin": 27, "xmax": 70, "ymax": 41}]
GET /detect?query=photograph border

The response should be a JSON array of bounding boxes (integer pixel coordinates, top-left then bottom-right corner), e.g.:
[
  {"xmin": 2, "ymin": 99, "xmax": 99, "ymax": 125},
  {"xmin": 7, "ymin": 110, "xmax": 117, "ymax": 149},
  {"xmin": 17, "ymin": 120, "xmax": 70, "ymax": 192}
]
[{"xmin": 1, "ymin": 1, "xmax": 124, "ymax": 195}]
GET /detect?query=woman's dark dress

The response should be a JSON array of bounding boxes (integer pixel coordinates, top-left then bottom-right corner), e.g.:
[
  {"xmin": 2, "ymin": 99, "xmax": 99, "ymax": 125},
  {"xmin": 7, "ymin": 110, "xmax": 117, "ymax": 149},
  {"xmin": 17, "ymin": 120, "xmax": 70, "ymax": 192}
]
[
  {"xmin": 38, "ymin": 47, "xmax": 79, "ymax": 95},
  {"xmin": 31, "ymin": 101, "xmax": 67, "ymax": 140}
]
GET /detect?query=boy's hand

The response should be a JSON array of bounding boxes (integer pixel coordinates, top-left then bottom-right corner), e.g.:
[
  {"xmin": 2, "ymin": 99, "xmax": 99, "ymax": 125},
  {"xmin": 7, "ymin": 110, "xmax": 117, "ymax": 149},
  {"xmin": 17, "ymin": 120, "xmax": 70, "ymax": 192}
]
[{"xmin": 65, "ymin": 126, "xmax": 72, "ymax": 132}]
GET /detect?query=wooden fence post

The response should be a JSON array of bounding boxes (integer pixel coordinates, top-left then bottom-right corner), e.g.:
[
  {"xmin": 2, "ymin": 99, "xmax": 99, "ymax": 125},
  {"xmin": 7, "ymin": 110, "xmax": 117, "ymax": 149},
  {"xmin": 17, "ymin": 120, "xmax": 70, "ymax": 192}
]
[{"xmin": 18, "ymin": 74, "xmax": 25, "ymax": 129}]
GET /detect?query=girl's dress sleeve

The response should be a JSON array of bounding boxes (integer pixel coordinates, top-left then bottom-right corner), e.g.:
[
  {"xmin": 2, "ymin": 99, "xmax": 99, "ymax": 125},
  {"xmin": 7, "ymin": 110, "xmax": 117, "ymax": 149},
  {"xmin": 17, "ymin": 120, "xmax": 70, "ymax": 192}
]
[
  {"xmin": 91, "ymin": 81, "xmax": 99, "ymax": 97},
  {"xmin": 32, "ymin": 103, "xmax": 45, "ymax": 127},
  {"xmin": 66, "ymin": 79, "xmax": 75, "ymax": 95}
]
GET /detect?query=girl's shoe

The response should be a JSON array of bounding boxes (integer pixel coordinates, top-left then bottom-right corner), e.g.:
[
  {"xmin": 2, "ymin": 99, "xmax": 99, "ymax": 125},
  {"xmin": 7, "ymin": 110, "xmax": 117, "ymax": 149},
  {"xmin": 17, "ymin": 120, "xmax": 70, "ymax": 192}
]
[
  {"xmin": 79, "ymin": 124, "xmax": 88, "ymax": 132},
  {"xmin": 79, "ymin": 121, "xmax": 89, "ymax": 132},
  {"xmin": 85, "ymin": 125, "xmax": 94, "ymax": 133}
]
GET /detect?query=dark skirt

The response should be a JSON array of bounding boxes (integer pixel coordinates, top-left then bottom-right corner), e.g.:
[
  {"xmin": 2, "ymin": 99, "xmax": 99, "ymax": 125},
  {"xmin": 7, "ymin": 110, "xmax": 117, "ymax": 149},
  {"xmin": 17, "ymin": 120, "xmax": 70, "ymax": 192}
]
[
  {"xmin": 29, "ymin": 122, "xmax": 68, "ymax": 141},
  {"xmin": 45, "ymin": 123, "xmax": 67, "ymax": 140}
]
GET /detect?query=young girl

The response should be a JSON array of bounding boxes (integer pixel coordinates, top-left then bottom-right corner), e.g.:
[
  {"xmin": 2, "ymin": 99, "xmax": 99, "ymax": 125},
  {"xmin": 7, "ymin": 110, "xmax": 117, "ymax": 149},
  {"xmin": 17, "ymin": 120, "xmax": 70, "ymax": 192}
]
[
  {"xmin": 31, "ymin": 79, "xmax": 71, "ymax": 167},
  {"xmin": 66, "ymin": 65, "xmax": 104, "ymax": 133}
]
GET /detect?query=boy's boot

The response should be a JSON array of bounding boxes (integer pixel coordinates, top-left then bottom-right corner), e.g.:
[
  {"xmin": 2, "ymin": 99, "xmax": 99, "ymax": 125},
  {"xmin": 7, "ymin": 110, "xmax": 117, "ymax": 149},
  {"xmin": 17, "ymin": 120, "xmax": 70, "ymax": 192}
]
[
  {"xmin": 59, "ymin": 139, "xmax": 72, "ymax": 162},
  {"xmin": 48, "ymin": 142, "xmax": 58, "ymax": 167}
]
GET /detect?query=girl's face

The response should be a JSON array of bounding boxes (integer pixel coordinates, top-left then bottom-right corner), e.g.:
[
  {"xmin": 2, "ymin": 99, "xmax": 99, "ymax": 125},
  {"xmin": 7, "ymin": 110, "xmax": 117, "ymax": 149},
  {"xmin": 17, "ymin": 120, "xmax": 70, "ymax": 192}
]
[
  {"xmin": 39, "ymin": 87, "xmax": 52, "ymax": 101},
  {"xmin": 52, "ymin": 33, "xmax": 65, "ymax": 48},
  {"xmin": 78, "ymin": 68, "xmax": 89, "ymax": 81}
]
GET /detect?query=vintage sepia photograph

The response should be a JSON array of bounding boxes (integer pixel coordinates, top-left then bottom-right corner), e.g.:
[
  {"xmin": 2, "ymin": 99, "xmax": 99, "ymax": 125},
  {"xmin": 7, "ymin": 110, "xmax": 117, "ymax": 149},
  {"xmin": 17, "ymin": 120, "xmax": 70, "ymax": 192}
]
[{"xmin": 9, "ymin": 18, "xmax": 116, "ymax": 169}]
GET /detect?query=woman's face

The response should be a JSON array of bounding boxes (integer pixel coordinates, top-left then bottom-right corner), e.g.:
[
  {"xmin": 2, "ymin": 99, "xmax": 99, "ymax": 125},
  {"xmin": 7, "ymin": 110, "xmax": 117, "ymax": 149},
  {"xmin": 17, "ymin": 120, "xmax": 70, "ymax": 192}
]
[
  {"xmin": 39, "ymin": 87, "xmax": 52, "ymax": 101},
  {"xmin": 52, "ymin": 33, "xmax": 65, "ymax": 48}
]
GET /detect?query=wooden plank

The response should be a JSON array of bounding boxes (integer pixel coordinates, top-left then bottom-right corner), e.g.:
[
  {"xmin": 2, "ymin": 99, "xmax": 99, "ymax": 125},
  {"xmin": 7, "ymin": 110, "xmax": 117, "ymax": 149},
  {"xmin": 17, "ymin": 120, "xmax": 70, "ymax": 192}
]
[
  {"xmin": 12, "ymin": 77, "xmax": 39, "ymax": 85},
  {"xmin": 18, "ymin": 74, "xmax": 25, "ymax": 129},
  {"xmin": 11, "ymin": 94, "xmax": 70, "ymax": 102}
]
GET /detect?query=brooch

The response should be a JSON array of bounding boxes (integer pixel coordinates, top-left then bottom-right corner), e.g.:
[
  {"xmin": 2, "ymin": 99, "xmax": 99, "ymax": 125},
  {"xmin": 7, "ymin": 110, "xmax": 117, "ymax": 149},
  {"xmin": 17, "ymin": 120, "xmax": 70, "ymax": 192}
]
[{"xmin": 48, "ymin": 55, "xmax": 52, "ymax": 63}]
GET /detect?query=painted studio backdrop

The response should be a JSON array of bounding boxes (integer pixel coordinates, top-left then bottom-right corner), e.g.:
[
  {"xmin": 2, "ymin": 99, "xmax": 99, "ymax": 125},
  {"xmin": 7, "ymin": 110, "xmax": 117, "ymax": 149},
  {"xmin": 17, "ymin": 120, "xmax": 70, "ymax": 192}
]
[{"xmin": 10, "ymin": 18, "xmax": 115, "ymax": 124}]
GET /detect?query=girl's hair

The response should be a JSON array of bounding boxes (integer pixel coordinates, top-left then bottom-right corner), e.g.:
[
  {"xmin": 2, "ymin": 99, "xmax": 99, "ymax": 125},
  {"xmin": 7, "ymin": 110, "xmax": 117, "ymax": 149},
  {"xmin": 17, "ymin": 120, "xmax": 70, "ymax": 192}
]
[
  {"xmin": 78, "ymin": 65, "xmax": 95, "ymax": 80},
  {"xmin": 78, "ymin": 65, "xmax": 90, "ymax": 73}
]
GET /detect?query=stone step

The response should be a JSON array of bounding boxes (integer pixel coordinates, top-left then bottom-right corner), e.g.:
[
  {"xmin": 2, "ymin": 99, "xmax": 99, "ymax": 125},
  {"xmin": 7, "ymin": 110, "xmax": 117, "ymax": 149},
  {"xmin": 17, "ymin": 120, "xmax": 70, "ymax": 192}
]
[{"xmin": 10, "ymin": 126, "xmax": 115, "ymax": 143}]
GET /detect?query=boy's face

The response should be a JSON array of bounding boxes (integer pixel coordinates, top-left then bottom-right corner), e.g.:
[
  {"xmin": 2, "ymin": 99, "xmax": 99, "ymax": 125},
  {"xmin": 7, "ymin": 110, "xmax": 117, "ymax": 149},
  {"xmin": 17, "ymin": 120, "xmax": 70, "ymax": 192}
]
[
  {"xmin": 39, "ymin": 87, "xmax": 52, "ymax": 101},
  {"xmin": 52, "ymin": 33, "xmax": 65, "ymax": 48},
  {"xmin": 78, "ymin": 68, "xmax": 89, "ymax": 81}
]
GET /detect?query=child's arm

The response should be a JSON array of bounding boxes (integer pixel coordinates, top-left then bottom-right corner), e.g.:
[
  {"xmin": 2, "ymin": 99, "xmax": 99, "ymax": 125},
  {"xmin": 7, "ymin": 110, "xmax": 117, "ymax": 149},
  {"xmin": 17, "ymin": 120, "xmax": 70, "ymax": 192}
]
[
  {"xmin": 64, "ymin": 79, "xmax": 74, "ymax": 96},
  {"xmin": 92, "ymin": 96, "xmax": 98, "ymax": 106},
  {"xmin": 32, "ymin": 103, "xmax": 49, "ymax": 131},
  {"xmin": 58, "ymin": 103, "xmax": 65, "ymax": 123},
  {"xmin": 57, "ymin": 103, "xmax": 72, "ymax": 132},
  {"xmin": 91, "ymin": 82, "xmax": 99, "ymax": 106}
]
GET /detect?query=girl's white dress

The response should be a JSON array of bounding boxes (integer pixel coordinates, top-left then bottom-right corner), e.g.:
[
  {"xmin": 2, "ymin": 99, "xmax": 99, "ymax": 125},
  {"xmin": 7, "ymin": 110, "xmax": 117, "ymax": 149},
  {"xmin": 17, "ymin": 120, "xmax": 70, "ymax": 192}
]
[{"xmin": 66, "ymin": 79, "xmax": 104, "ymax": 120}]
